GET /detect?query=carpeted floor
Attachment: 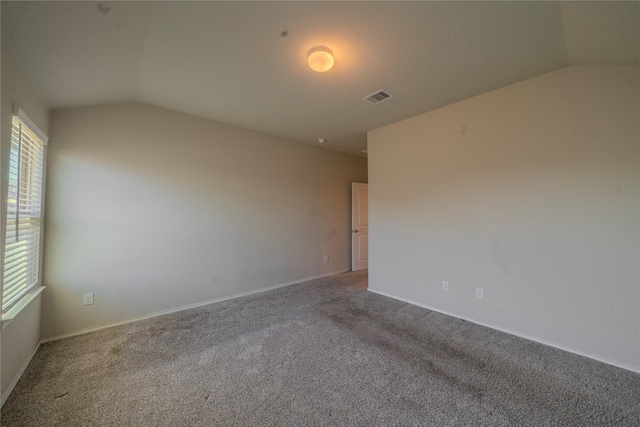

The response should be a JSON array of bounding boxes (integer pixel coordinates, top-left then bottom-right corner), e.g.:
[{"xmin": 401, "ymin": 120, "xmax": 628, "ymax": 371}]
[{"xmin": 2, "ymin": 271, "xmax": 640, "ymax": 426}]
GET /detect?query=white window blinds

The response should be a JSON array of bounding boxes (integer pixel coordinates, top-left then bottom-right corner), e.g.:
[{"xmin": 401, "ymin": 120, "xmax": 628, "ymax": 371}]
[{"xmin": 2, "ymin": 110, "xmax": 47, "ymax": 312}]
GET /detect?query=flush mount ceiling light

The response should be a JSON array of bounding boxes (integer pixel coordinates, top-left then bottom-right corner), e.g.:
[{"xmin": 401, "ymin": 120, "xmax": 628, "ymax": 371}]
[{"xmin": 308, "ymin": 46, "xmax": 334, "ymax": 72}]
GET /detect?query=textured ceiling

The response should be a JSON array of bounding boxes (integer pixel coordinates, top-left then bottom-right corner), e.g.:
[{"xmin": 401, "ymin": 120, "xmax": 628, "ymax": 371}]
[{"xmin": 2, "ymin": 1, "xmax": 638, "ymax": 157}]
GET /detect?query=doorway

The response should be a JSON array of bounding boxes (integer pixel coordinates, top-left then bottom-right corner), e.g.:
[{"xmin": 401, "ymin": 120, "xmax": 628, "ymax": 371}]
[{"xmin": 351, "ymin": 182, "xmax": 368, "ymax": 271}]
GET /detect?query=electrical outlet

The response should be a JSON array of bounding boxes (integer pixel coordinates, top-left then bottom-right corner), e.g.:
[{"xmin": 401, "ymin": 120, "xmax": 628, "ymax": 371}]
[
  {"xmin": 324, "ymin": 255, "xmax": 329, "ymax": 262},
  {"xmin": 475, "ymin": 288, "xmax": 484, "ymax": 300},
  {"xmin": 442, "ymin": 281, "xmax": 449, "ymax": 291},
  {"xmin": 83, "ymin": 293, "xmax": 94, "ymax": 306}
]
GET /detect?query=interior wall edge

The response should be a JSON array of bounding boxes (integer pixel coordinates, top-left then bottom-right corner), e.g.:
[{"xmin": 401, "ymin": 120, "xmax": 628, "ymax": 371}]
[
  {"xmin": 40, "ymin": 269, "xmax": 350, "ymax": 344},
  {"xmin": 368, "ymin": 287, "xmax": 640, "ymax": 374}
]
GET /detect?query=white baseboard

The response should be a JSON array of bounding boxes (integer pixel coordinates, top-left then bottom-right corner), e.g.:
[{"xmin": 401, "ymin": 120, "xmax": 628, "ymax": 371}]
[
  {"xmin": 1, "ymin": 341, "xmax": 41, "ymax": 408},
  {"xmin": 42, "ymin": 269, "xmax": 350, "ymax": 344},
  {"xmin": 368, "ymin": 288, "xmax": 640, "ymax": 374}
]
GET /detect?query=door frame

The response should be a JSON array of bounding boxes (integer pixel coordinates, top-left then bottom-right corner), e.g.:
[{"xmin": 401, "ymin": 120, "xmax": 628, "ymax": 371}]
[{"xmin": 351, "ymin": 182, "xmax": 368, "ymax": 271}]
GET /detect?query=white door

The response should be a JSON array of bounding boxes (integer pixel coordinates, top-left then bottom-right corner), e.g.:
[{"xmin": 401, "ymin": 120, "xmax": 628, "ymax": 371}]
[{"xmin": 352, "ymin": 182, "xmax": 368, "ymax": 271}]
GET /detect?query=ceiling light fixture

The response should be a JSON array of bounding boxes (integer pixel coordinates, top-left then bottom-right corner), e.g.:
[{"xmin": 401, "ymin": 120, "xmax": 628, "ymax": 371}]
[{"xmin": 308, "ymin": 46, "xmax": 334, "ymax": 72}]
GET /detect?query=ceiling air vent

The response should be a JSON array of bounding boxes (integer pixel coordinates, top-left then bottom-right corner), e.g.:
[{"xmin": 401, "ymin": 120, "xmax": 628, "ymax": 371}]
[{"xmin": 363, "ymin": 90, "xmax": 393, "ymax": 105}]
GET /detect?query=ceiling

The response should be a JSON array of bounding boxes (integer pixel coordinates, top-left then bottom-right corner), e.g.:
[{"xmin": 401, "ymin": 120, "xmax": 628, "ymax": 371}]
[{"xmin": 2, "ymin": 1, "xmax": 638, "ymax": 157}]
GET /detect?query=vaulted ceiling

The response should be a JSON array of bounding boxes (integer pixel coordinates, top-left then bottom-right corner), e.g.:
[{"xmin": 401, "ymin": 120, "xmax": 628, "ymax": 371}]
[{"xmin": 2, "ymin": 1, "xmax": 638, "ymax": 157}]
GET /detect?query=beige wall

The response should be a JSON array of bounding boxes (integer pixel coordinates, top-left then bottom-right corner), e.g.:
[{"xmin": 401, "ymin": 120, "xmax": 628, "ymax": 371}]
[
  {"xmin": 1, "ymin": 47, "xmax": 49, "ymax": 403},
  {"xmin": 368, "ymin": 66, "xmax": 640, "ymax": 371},
  {"xmin": 42, "ymin": 103, "xmax": 367, "ymax": 338}
]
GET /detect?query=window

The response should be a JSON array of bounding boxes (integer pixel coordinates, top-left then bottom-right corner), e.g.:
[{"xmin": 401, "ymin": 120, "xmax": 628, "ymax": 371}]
[{"xmin": 2, "ymin": 109, "xmax": 47, "ymax": 312}]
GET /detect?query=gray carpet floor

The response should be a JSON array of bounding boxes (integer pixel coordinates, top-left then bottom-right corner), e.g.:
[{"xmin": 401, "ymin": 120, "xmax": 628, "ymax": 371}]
[{"xmin": 2, "ymin": 271, "xmax": 640, "ymax": 426}]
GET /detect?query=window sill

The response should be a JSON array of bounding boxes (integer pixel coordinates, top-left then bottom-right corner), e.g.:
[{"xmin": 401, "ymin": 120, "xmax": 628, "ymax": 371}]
[{"xmin": 1, "ymin": 286, "xmax": 46, "ymax": 330}]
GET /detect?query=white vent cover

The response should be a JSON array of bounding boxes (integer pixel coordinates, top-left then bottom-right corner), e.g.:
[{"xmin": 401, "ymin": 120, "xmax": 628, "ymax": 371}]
[{"xmin": 363, "ymin": 90, "xmax": 393, "ymax": 105}]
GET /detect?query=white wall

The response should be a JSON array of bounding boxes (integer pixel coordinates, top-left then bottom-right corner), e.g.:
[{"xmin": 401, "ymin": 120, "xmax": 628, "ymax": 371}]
[
  {"xmin": 42, "ymin": 103, "xmax": 367, "ymax": 339},
  {"xmin": 1, "ymin": 46, "xmax": 49, "ymax": 402},
  {"xmin": 0, "ymin": 296, "xmax": 41, "ymax": 404},
  {"xmin": 368, "ymin": 66, "xmax": 640, "ymax": 371}
]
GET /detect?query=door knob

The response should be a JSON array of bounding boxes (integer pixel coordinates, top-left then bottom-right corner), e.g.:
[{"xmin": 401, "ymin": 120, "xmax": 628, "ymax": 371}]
[{"xmin": 353, "ymin": 229, "xmax": 359, "ymax": 233}]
